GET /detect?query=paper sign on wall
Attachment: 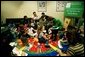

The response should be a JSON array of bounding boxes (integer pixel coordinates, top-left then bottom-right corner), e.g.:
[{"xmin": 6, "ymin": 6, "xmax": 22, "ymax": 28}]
[{"xmin": 63, "ymin": 18, "xmax": 71, "ymax": 31}]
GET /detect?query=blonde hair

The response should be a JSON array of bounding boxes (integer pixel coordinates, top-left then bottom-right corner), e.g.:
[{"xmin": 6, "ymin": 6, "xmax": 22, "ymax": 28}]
[{"xmin": 37, "ymin": 25, "xmax": 43, "ymax": 34}]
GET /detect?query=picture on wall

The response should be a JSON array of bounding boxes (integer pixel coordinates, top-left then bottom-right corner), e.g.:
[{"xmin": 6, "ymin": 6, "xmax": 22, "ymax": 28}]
[
  {"xmin": 37, "ymin": 1, "xmax": 47, "ymax": 12},
  {"xmin": 56, "ymin": 1, "xmax": 69, "ymax": 12}
]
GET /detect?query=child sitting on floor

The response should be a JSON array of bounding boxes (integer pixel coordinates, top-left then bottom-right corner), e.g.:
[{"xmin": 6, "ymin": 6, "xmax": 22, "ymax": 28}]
[{"xmin": 12, "ymin": 38, "xmax": 28, "ymax": 56}]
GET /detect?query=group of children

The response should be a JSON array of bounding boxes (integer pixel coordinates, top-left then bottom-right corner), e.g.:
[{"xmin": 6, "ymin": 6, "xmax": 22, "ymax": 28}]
[
  {"xmin": 8, "ymin": 12, "xmax": 62, "ymax": 56},
  {"xmin": 10, "ymin": 24, "xmax": 59, "ymax": 56}
]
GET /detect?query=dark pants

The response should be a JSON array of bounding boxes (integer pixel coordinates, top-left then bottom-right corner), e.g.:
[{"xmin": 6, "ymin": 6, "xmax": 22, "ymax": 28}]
[
  {"xmin": 51, "ymin": 29, "xmax": 58, "ymax": 41},
  {"xmin": 38, "ymin": 37, "xmax": 47, "ymax": 43}
]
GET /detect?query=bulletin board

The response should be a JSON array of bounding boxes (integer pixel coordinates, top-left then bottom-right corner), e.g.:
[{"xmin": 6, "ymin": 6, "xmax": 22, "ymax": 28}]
[
  {"xmin": 37, "ymin": 1, "xmax": 47, "ymax": 12},
  {"xmin": 64, "ymin": 1, "xmax": 84, "ymax": 17}
]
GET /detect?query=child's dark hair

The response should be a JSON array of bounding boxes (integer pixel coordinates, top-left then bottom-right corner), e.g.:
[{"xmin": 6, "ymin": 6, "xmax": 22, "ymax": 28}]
[{"xmin": 66, "ymin": 25, "xmax": 83, "ymax": 46}]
